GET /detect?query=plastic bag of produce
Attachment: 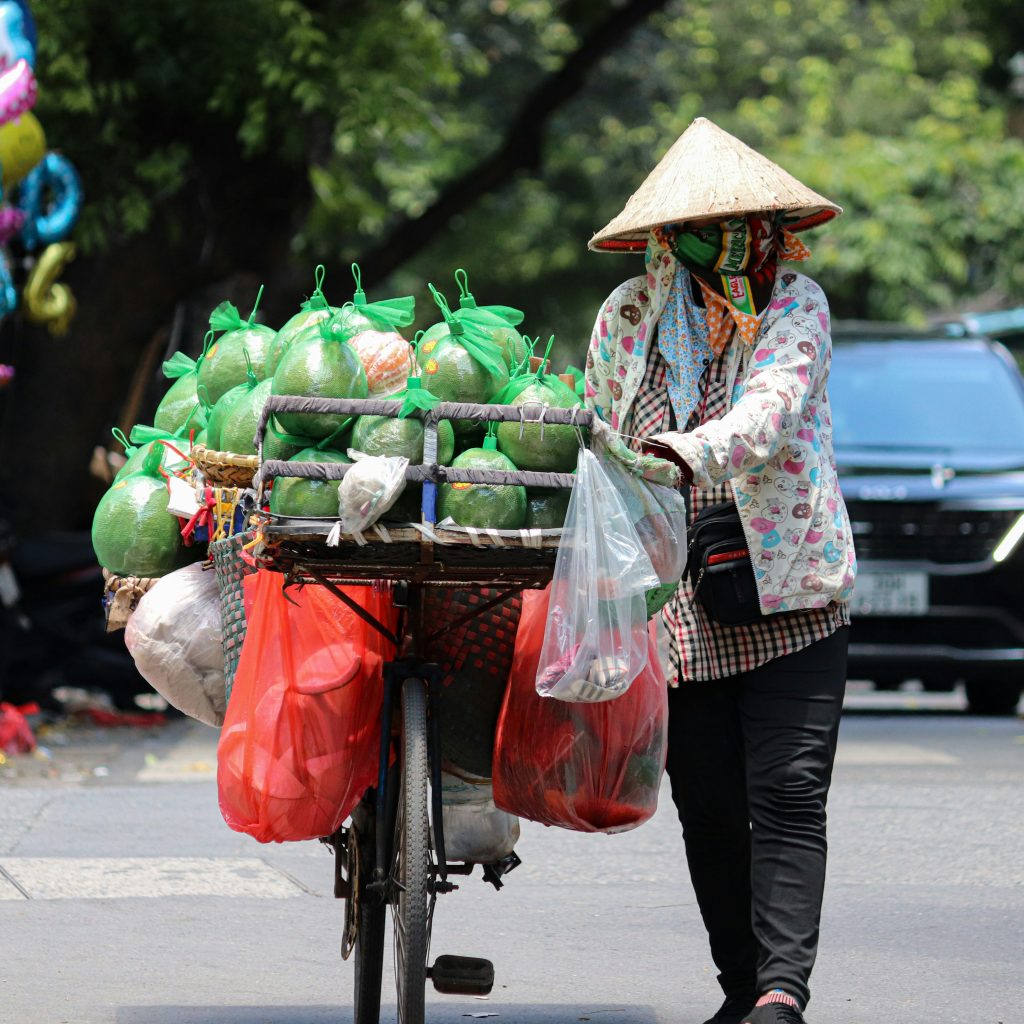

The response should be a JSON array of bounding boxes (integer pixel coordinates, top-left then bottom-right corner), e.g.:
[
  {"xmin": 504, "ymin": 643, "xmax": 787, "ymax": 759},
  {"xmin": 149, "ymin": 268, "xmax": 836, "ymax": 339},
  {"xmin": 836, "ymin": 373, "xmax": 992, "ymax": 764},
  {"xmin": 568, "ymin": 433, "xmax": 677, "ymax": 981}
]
[
  {"xmin": 418, "ymin": 269, "xmax": 527, "ymax": 373},
  {"xmin": 438, "ymin": 434, "xmax": 526, "ymax": 530},
  {"xmin": 492, "ymin": 339, "xmax": 585, "ymax": 472},
  {"xmin": 536, "ymin": 448, "xmax": 658, "ymax": 703},
  {"xmin": 441, "ymin": 771, "xmax": 519, "ymax": 863},
  {"xmin": 269, "ymin": 448, "xmax": 351, "ymax": 518},
  {"xmin": 335, "ymin": 454, "xmax": 409, "ymax": 536},
  {"xmin": 218, "ymin": 374, "xmax": 272, "ymax": 456},
  {"xmin": 124, "ymin": 563, "xmax": 225, "ymax": 727},
  {"xmin": 350, "ymin": 378, "xmax": 454, "ymax": 465},
  {"xmin": 154, "ymin": 351, "xmax": 209, "ymax": 435},
  {"xmin": 217, "ymin": 571, "xmax": 397, "ymax": 843},
  {"xmin": 418, "ymin": 286, "xmax": 509, "ymax": 429},
  {"xmin": 92, "ymin": 445, "xmax": 192, "ymax": 578},
  {"xmin": 266, "ymin": 265, "xmax": 340, "ymax": 377},
  {"xmin": 113, "ymin": 424, "xmax": 194, "ymax": 482},
  {"xmin": 271, "ymin": 311, "xmax": 369, "ymax": 440},
  {"xmin": 198, "ymin": 287, "xmax": 276, "ymax": 404},
  {"xmin": 493, "ymin": 586, "xmax": 667, "ymax": 833},
  {"xmin": 335, "ymin": 262, "xmax": 416, "ymax": 339},
  {"xmin": 349, "ymin": 329, "xmax": 416, "ymax": 397}
]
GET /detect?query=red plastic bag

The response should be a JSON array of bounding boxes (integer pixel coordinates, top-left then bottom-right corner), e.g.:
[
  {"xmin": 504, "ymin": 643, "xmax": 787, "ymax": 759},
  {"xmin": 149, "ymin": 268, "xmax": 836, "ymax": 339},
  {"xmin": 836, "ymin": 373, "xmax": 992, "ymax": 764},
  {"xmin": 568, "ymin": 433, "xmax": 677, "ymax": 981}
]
[
  {"xmin": 492, "ymin": 587, "xmax": 668, "ymax": 833},
  {"xmin": 217, "ymin": 571, "xmax": 396, "ymax": 843},
  {"xmin": 0, "ymin": 702, "xmax": 37, "ymax": 754}
]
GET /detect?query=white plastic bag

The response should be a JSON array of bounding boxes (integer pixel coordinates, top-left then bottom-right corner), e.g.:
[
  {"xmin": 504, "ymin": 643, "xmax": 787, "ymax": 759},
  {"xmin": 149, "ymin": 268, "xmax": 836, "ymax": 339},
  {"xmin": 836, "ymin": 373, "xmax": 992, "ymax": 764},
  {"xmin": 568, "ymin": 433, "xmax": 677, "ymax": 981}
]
[
  {"xmin": 336, "ymin": 452, "xmax": 409, "ymax": 534},
  {"xmin": 536, "ymin": 448, "xmax": 660, "ymax": 703},
  {"xmin": 124, "ymin": 563, "xmax": 226, "ymax": 726},
  {"xmin": 440, "ymin": 771, "xmax": 519, "ymax": 863}
]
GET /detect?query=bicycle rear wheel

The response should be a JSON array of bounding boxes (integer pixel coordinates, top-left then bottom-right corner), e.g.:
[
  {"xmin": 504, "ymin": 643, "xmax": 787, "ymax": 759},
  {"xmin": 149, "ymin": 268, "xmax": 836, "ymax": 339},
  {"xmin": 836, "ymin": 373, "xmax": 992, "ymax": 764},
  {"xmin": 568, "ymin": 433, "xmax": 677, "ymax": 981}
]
[
  {"xmin": 392, "ymin": 677, "xmax": 431, "ymax": 1024},
  {"xmin": 350, "ymin": 823, "xmax": 386, "ymax": 1024}
]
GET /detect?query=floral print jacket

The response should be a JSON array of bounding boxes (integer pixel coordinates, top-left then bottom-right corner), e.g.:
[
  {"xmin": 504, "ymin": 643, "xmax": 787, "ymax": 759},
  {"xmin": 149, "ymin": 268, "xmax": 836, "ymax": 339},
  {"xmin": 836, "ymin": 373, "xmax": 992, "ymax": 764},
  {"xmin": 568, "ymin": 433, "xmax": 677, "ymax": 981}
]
[{"xmin": 584, "ymin": 239, "xmax": 857, "ymax": 615}]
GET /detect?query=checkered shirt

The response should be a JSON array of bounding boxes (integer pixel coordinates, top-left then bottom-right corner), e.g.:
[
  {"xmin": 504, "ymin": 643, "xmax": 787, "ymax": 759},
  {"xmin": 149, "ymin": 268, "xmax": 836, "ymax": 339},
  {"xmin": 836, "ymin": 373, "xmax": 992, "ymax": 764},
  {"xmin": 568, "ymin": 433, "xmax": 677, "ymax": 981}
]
[{"xmin": 623, "ymin": 331, "xmax": 849, "ymax": 684}]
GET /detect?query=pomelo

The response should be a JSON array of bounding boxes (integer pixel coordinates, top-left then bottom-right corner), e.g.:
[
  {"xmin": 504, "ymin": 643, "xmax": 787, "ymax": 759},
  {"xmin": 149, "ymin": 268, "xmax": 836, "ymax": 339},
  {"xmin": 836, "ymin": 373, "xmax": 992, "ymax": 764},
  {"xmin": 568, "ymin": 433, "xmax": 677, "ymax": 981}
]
[
  {"xmin": 197, "ymin": 323, "xmax": 276, "ymax": 405},
  {"xmin": 525, "ymin": 487, "xmax": 571, "ymax": 529},
  {"xmin": 218, "ymin": 379, "xmax": 272, "ymax": 456},
  {"xmin": 271, "ymin": 330, "xmax": 368, "ymax": 439},
  {"xmin": 115, "ymin": 435, "xmax": 192, "ymax": 483},
  {"xmin": 269, "ymin": 447, "xmax": 351, "ymax": 518},
  {"xmin": 266, "ymin": 306, "xmax": 338, "ymax": 377},
  {"xmin": 154, "ymin": 373, "xmax": 207, "ymax": 436},
  {"xmin": 439, "ymin": 443, "xmax": 526, "ymax": 530},
  {"xmin": 349, "ymin": 330, "xmax": 415, "ymax": 397},
  {"xmin": 420, "ymin": 312, "xmax": 526, "ymax": 375},
  {"xmin": 203, "ymin": 381, "xmax": 250, "ymax": 451},
  {"xmin": 92, "ymin": 465, "xmax": 190, "ymax": 578},
  {"xmin": 262, "ymin": 417, "xmax": 306, "ymax": 462},
  {"xmin": 351, "ymin": 414, "xmax": 454, "ymax": 465},
  {"xmin": 496, "ymin": 376, "xmax": 583, "ymax": 472}
]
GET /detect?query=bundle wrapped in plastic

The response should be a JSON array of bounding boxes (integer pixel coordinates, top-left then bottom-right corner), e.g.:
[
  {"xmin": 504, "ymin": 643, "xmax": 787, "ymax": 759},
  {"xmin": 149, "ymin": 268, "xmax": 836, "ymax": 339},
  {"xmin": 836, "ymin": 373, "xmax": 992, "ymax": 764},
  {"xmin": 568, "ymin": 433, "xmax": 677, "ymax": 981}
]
[
  {"xmin": 92, "ymin": 445, "xmax": 192, "ymax": 578},
  {"xmin": 418, "ymin": 286, "xmax": 509, "ymax": 435},
  {"xmin": 492, "ymin": 338, "xmax": 585, "ymax": 473},
  {"xmin": 217, "ymin": 373, "xmax": 272, "ymax": 457},
  {"xmin": 154, "ymin": 351, "xmax": 208, "ymax": 435},
  {"xmin": 535, "ymin": 448, "xmax": 659, "ymax": 703},
  {"xmin": 492, "ymin": 586, "xmax": 668, "ymax": 834},
  {"xmin": 418, "ymin": 268, "xmax": 527, "ymax": 373},
  {"xmin": 198, "ymin": 288, "xmax": 276, "ymax": 404},
  {"xmin": 440, "ymin": 771, "xmax": 519, "ymax": 863},
  {"xmin": 269, "ymin": 447, "xmax": 351, "ymax": 518},
  {"xmin": 350, "ymin": 378, "xmax": 454, "ymax": 465},
  {"xmin": 266, "ymin": 265, "xmax": 340, "ymax": 377},
  {"xmin": 438, "ymin": 433, "xmax": 526, "ymax": 530},
  {"xmin": 124, "ymin": 563, "xmax": 225, "ymax": 726},
  {"xmin": 349, "ymin": 329, "xmax": 416, "ymax": 397},
  {"xmin": 217, "ymin": 571, "xmax": 397, "ymax": 843}
]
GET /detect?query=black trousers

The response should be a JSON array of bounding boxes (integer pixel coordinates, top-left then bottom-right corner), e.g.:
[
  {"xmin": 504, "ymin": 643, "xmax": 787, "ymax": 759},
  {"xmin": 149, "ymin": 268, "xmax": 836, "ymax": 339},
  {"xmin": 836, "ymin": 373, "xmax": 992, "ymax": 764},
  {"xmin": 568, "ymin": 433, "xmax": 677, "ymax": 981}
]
[{"xmin": 665, "ymin": 628, "xmax": 849, "ymax": 1010}]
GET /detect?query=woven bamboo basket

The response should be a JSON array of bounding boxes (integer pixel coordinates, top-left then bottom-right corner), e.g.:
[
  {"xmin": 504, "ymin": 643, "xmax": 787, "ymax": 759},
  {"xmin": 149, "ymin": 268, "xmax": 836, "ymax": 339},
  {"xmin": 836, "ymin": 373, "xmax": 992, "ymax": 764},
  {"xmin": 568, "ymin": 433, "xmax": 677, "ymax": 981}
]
[
  {"xmin": 191, "ymin": 444, "xmax": 259, "ymax": 488},
  {"xmin": 209, "ymin": 529, "xmax": 259, "ymax": 699},
  {"xmin": 102, "ymin": 570, "xmax": 157, "ymax": 632}
]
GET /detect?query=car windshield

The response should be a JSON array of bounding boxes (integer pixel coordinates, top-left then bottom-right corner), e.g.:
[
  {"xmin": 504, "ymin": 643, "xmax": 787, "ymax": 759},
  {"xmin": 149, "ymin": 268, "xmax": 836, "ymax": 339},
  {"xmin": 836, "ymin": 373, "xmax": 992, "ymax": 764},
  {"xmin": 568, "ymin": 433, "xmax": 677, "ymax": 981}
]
[{"xmin": 829, "ymin": 343, "xmax": 1024, "ymax": 452}]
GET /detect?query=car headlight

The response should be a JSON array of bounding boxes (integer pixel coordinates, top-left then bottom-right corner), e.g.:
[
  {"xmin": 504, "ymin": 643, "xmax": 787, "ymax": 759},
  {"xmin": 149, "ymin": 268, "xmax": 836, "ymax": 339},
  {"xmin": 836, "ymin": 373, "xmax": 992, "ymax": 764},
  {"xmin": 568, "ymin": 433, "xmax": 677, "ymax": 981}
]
[{"xmin": 992, "ymin": 512, "xmax": 1024, "ymax": 563}]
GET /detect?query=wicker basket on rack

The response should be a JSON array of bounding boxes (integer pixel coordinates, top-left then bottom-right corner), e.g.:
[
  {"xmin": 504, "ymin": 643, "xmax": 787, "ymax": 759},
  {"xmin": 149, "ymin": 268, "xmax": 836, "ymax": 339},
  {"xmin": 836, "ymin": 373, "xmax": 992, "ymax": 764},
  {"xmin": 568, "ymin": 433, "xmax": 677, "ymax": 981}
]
[
  {"xmin": 209, "ymin": 528, "xmax": 259, "ymax": 699},
  {"xmin": 102, "ymin": 570, "xmax": 157, "ymax": 632},
  {"xmin": 191, "ymin": 444, "xmax": 259, "ymax": 488}
]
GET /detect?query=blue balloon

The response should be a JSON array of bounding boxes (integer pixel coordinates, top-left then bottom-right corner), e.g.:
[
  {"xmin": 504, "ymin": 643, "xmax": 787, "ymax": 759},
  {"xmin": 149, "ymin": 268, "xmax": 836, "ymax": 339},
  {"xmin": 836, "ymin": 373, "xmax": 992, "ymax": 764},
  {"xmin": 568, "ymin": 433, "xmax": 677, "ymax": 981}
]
[
  {"xmin": 0, "ymin": 246, "xmax": 16, "ymax": 318},
  {"xmin": 0, "ymin": 2, "xmax": 34, "ymax": 68},
  {"xmin": 18, "ymin": 152, "xmax": 82, "ymax": 250}
]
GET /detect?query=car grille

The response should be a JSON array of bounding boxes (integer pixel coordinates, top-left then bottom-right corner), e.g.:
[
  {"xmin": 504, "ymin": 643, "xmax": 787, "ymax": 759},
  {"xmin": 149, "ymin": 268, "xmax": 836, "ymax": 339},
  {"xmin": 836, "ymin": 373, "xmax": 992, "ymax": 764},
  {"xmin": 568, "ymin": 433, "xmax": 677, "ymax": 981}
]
[{"xmin": 845, "ymin": 502, "xmax": 1022, "ymax": 563}]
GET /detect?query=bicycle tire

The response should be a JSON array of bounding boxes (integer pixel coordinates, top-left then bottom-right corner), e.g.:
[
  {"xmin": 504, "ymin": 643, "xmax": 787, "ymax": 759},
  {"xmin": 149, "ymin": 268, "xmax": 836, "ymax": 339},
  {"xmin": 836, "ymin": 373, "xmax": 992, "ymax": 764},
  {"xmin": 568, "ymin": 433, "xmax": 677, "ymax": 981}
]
[
  {"xmin": 392, "ymin": 677, "xmax": 430, "ymax": 1024},
  {"xmin": 352, "ymin": 827, "xmax": 386, "ymax": 1024}
]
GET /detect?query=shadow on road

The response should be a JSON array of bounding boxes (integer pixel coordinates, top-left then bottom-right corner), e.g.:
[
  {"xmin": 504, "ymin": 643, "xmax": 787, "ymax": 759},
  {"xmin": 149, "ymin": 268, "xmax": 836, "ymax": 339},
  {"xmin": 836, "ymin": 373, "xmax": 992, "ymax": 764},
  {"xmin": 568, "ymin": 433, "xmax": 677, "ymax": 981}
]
[{"xmin": 116, "ymin": 1006, "xmax": 658, "ymax": 1023}]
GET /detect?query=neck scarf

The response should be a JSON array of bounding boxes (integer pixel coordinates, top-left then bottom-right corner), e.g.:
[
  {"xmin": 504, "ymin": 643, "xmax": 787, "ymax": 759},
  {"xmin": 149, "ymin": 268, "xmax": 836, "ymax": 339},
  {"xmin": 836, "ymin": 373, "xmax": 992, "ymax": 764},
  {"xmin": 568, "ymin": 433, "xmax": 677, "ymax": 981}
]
[{"xmin": 656, "ymin": 217, "xmax": 811, "ymax": 352}]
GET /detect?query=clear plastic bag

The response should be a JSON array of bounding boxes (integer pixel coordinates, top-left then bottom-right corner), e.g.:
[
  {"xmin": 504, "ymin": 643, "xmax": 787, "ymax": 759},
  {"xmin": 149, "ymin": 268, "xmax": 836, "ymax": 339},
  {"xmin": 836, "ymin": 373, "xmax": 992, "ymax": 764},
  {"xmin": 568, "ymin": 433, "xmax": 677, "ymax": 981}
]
[
  {"xmin": 493, "ymin": 587, "xmax": 668, "ymax": 833},
  {"xmin": 336, "ymin": 452, "xmax": 409, "ymax": 535},
  {"xmin": 440, "ymin": 771, "xmax": 519, "ymax": 863},
  {"xmin": 536, "ymin": 448, "xmax": 659, "ymax": 703},
  {"xmin": 124, "ymin": 563, "xmax": 226, "ymax": 727}
]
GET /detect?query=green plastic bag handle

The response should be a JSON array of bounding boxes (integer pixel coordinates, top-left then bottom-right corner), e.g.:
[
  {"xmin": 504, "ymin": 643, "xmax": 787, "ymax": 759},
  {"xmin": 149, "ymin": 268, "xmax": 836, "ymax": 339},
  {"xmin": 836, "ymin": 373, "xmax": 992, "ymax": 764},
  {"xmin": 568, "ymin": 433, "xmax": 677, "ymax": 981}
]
[
  {"xmin": 162, "ymin": 352, "xmax": 198, "ymax": 380},
  {"xmin": 454, "ymin": 268, "xmax": 525, "ymax": 326},
  {"xmin": 209, "ymin": 284, "xmax": 265, "ymax": 334},
  {"xmin": 300, "ymin": 264, "xmax": 330, "ymax": 312},
  {"xmin": 350, "ymin": 263, "xmax": 416, "ymax": 329},
  {"xmin": 398, "ymin": 376, "xmax": 440, "ymax": 419},
  {"xmin": 427, "ymin": 285, "xmax": 507, "ymax": 382},
  {"xmin": 111, "ymin": 428, "xmax": 136, "ymax": 456}
]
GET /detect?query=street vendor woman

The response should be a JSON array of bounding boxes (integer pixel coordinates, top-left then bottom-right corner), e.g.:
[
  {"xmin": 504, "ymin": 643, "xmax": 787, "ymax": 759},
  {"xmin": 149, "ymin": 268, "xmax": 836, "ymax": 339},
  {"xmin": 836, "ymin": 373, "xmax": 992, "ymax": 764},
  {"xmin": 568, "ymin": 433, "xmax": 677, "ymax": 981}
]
[{"xmin": 584, "ymin": 117, "xmax": 857, "ymax": 1024}]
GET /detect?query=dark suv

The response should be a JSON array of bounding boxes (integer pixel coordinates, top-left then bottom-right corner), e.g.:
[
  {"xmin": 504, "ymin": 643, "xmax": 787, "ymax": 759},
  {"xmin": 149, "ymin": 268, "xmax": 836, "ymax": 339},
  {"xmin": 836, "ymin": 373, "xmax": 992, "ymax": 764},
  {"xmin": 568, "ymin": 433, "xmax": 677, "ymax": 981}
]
[{"xmin": 829, "ymin": 331, "xmax": 1024, "ymax": 714}]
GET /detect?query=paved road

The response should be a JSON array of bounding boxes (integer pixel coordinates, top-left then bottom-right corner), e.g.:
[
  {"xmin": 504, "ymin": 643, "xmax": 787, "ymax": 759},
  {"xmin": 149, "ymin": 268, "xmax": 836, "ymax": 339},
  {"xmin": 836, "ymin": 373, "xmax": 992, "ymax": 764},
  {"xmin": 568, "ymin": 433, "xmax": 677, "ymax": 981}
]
[{"xmin": 1, "ymin": 687, "xmax": 1020, "ymax": 1024}]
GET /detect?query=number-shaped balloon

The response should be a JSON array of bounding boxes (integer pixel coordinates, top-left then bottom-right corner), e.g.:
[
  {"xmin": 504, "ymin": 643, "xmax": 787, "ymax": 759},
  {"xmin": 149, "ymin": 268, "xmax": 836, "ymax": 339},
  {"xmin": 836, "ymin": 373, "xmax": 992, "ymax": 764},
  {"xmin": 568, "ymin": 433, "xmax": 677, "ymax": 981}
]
[
  {"xmin": 23, "ymin": 241, "xmax": 76, "ymax": 335},
  {"xmin": 17, "ymin": 152, "xmax": 82, "ymax": 250}
]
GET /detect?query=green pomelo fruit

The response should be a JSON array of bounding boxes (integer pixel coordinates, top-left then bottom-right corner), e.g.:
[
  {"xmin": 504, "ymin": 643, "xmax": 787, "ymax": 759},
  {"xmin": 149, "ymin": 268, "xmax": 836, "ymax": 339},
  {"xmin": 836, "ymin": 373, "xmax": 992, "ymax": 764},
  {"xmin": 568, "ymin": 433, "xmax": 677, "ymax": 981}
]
[
  {"xmin": 197, "ymin": 324, "xmax": 276, "ymax": 404},
  {"xmin": 154, "ymin": 374, "xmax": 207, "ymax": 436},
  {"xmin": 439, "ymin": 447, "xmax": 526, "ymax": 530},
  {"xmin": 272, "ymin": 334, "xmax": 368, "ymax": 439},
  {"xmin": 525, "ymin": 487, "xmax": 571, "ymax": 529},
  {"xmin": 92, "ymin": 473, "xmax": 190, "ymax": 578},
  {"xmin": 266, "ymin": 306, "xmax": 339, "ymax": 377},
  {"xmin": 351, "ymin": 415, "xmax": 455, "ymax": 465},
  {"xmin": 420, "ymin": 315, "xmax": 526, "ymax": 373},
  {"xmin": 496, "ymin": 378, "xmax": 583, "ymax": 472},
  {"xmin": 218, "ymin": 380, "xmax": 271, "ymax": 456},
  {"xmin": 203, "ymin": 382, "xmax": 249, "ymax": 451},
  {"xmin": 115, "ymin": 438, "xmax": 191, "ymax": 483},
  {"xmin": 419, "ymin": 337, "xmax": 509, "ymax": 438},
  {"xmin": 269, "ymin": 447, "xmax": 351, "ymax": 518},
  {"xmin": 262, "ymin": 417, "xmax": 305, "ymax": 462},
  {"xmin": 193, "ymin": 428, "xmax": 208, "ymax": 447}
]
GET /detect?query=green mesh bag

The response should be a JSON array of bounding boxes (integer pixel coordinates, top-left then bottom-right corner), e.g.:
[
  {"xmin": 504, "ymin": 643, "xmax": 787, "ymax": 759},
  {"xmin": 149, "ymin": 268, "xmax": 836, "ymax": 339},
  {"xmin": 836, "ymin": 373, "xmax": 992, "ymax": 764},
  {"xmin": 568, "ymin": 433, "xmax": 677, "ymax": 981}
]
[
  {"xmin": 154, "ymin": 351, "xmax": 209, "ymax": 435},
  {"xmin": 113, "ymin": 424, "xmax": 194, "ymax": 483},
  {"xmin": 92, "ymin": 445, "xmax": 191, "ymax": 578},
  {"xmin": 351, "ymin": 377, "xmax": 455, "ymax": 465},
  {"xmin": 332, "ymin": 262, "xmax": 417, "ymax": 338},
  {"xmin": 271, "ymin": 309, "xmax": 369, "ymax": 440},
  {"xmin": 492, "ymin": 337, "xmax": 585, "ymax": 472},
  {"xmin": 218, "ymin": 378, "xmax": 272, "ymax": 456},
  {"xmin": 266, "ymin": 265, "xmax": 341, "ymax": 377},
  {"xmin": 269, "ymin": 447, "xmax": 352, "ymax": 518},
  {"xmin": 418, "ymin": 269, "xmax": 527, "ymax": 374},
  {"xmin": 197, "ymin": 287, "xmax": 276, "ymax": 404},
  {"xmin": 438, "ymin": 435, "xmax": 526, "ymax": 530}
]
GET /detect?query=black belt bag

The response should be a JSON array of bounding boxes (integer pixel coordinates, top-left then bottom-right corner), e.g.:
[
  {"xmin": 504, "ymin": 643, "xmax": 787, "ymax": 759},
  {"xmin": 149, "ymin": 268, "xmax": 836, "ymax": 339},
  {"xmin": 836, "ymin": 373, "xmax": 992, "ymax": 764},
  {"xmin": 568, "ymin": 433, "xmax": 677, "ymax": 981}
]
[{"xmin": 685, "ymin": 501, "xmax": 765, "ymax": 626}]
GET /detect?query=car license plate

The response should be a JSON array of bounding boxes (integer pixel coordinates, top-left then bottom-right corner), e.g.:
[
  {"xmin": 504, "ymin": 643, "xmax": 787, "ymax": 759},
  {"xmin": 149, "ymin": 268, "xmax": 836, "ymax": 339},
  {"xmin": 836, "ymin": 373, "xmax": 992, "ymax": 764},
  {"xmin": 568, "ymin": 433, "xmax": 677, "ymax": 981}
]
[{"xmin": 851, "ymin": 571, "xmax": 928, "ymax": 616}]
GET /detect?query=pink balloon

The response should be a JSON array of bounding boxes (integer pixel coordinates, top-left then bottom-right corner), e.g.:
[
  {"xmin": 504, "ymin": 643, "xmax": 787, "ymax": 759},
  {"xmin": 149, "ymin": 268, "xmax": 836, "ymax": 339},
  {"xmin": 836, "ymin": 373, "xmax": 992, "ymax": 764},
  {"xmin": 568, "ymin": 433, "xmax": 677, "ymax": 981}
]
[
  {"xmin": 0, "ymin": 58, "xmax": 35, "ymax": 127},
  {"xmin": 0, "ymin": 204, "xmax": 25, "ymax": 243}
]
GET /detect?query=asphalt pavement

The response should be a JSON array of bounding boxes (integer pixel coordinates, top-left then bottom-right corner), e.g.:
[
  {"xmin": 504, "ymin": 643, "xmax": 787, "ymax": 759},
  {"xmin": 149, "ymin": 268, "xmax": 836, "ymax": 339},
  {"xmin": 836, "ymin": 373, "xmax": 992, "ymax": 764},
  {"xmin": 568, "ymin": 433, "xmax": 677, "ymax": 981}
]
[{"xmin": 1, "ymin": 684, "xmax": 1020, "ymax": 1024}]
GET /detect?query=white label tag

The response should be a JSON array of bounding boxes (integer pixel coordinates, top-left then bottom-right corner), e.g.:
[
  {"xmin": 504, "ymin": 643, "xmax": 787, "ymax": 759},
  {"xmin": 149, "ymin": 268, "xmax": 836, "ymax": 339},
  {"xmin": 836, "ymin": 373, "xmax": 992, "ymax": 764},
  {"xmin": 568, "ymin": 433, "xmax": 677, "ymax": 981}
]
[{"xmin": 166, "ymin": 476, "xmax": 202, "ymax": 518}]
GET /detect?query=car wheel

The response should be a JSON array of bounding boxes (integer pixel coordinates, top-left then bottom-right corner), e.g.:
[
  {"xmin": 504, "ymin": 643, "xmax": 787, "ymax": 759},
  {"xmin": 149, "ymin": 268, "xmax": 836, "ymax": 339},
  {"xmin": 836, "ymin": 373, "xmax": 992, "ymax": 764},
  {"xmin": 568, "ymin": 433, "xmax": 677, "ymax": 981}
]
[{"xmin": 964, "ymin": 680, "xmax": 1023, "ymax": 716}]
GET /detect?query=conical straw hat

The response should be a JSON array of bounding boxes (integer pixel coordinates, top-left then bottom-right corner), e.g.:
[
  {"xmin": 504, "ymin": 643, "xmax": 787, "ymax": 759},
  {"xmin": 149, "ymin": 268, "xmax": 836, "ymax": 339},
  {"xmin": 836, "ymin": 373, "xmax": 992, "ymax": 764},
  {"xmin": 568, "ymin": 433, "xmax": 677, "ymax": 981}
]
[{"xmin": 589, "ymin": 117, "xmax": 841, "ymax": 253}]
